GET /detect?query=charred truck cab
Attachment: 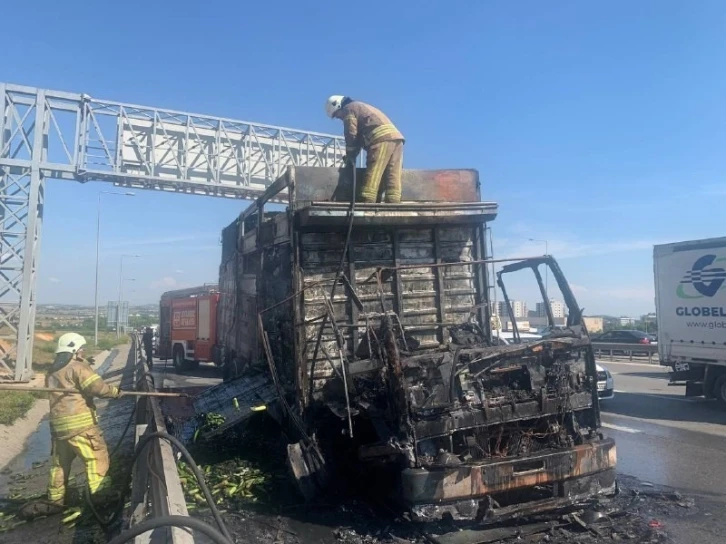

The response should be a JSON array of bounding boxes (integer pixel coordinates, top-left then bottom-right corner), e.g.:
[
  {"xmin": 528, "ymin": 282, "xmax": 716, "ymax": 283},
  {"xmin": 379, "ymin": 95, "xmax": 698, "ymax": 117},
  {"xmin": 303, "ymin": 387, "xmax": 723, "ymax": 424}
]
[{"xmin": 215, "ymin": 166, "xmax": 616, "ymax": 522}]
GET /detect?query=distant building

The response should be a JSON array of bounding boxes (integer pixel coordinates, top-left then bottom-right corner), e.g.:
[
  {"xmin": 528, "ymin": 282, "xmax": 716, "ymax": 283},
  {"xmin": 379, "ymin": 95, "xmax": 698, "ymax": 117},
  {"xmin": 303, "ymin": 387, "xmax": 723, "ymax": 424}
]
[
  {"xmin": 619, "ymin": 316, "xmax": 637, "ymax": 327},
  {"xmin": 496, "ymin": 300, "xmax": 528, "ymax": 319},
  {"xmin": 504, "ymin": 320, "xmax": 535, "ymax": 332},
  {"xmin": 529, "ymin": 316, "xmax": 567, "ymax": 331},
  {"xmin": 583, "ymin": 316, "xmax": 604, "ymax": 333},
  {"xmin": 535, "ymin": 300, "xmax": 567, "ymax": 319}
]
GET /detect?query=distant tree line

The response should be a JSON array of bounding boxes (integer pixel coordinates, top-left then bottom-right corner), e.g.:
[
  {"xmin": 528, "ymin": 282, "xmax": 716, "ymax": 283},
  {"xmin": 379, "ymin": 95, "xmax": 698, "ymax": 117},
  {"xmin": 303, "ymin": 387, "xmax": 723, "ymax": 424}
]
[
  {"xmin": 37, "ymin": 313, "xmax": 158, "ymax": 332},
  {"xmin": 603, "ymin": 318, "xmax": 658, "ymax": 334}
]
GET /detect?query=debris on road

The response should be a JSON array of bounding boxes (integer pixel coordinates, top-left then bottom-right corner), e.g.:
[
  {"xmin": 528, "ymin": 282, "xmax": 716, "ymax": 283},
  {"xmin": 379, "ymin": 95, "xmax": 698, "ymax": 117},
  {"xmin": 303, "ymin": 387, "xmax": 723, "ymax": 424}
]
[
  {"xmin": 169, "ymin": 413, "xmax": 703, "ymax": 544},
  {"xmin": 178, "ymin": 456, "xmax": 271, "ymax": 509}
]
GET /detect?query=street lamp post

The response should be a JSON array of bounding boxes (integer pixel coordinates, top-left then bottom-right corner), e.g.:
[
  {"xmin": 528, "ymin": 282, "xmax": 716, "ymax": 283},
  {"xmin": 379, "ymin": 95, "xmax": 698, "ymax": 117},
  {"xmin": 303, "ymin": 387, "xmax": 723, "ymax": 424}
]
[
  {"xmin": 120, "ymin": 279, "xmax": 136, "ymax": 332},
  {"xmin": 117, "ymin": 255, "xmax": 140, "ymax": 338},
  {"xmin": 94, "ymin": 191, "xmax": 135, "ymax": 346},
  {"xmin": 529, "ymin": 238, "xmax": 549, "ymax": 297}
]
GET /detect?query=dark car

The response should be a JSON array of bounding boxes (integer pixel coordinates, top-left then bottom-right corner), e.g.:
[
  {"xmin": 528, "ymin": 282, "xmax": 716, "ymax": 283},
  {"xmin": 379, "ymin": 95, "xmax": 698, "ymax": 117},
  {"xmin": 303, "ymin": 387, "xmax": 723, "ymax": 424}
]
[{"xmin": 594, "ymin": 330, "xmax": 652, "ymax": 344}]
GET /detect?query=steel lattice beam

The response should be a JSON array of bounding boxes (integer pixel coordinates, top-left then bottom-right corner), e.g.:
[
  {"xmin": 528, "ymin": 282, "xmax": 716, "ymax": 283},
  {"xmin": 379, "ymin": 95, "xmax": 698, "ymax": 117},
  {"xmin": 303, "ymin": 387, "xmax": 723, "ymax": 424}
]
[{"xmin": 0, "ymin": 83, "xmax": 345, "ymax": 380}]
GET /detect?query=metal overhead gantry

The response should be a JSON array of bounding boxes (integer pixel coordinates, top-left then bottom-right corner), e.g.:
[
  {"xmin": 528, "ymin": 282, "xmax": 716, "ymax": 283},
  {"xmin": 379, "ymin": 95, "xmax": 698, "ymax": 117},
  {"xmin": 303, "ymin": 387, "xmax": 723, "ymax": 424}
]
[{"xmin": 0, "ymin": 83, "xmax": 345, "ymax": 381}]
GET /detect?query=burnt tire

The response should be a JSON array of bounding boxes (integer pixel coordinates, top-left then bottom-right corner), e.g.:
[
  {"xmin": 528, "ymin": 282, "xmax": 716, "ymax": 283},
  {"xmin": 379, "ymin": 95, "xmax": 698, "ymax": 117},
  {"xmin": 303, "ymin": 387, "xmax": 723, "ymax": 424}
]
[
  {"xmin": 172, "ymin": 345, "xmax": 186, "ymax": 373},
  {"xmin": 714, "ymin": 374, "xmax": 726, "ymax": 406}
]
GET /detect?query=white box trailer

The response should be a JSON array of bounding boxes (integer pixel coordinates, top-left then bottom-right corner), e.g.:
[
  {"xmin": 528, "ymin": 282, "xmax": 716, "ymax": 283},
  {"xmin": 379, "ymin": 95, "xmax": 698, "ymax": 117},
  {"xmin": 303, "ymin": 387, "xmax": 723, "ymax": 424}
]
[{"xmin": 654, "ymin": 237, "xmax": 726, "ymax": 402}]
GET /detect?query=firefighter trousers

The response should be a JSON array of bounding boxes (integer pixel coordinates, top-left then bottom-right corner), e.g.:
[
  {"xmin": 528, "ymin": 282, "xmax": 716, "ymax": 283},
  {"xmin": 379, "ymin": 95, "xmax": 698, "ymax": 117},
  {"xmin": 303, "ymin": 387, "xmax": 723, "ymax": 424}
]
[
  {"xmin": 48, "ymin": 426, "xmax": 110, "ymax": 504},
  {"xmin": 358, "ymin": 140, "xmax": 404, "ymax": 203}
]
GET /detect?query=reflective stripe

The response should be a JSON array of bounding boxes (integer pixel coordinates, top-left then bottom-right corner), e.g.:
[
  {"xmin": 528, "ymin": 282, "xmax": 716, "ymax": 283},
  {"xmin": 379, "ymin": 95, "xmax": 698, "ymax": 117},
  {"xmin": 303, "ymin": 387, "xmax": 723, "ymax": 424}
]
[
  {"xmin": 50, "ymin": 411, "xmax": 96, "ymax": 433},
  {"xmin": 367, "ymin": 124, "xmax": 398, "ymax": 144},
  {"xmin": 80, "ymin": 373, "xmax": 100, "ymax": 390},
  {"xmin": 48, "ymin": 441, "xmax": 66, "ymax": 502},
  {"xmin": 72, "ymin": 435, "xmax": 102, "ymax": 492},
  {"xmin": 360, "ymin": 142, "xmax": 392, "ymax": 202},
  {"xmin": 48, "ymin": 491, "xmax": 64, "ymax": 502},
  {"xmin": 343, "ymin": 115, "xmax": 356, "ymax": 123},
  {"xmin": 48, "ymin": 462, "xmax": 65, "ymax": 501}
]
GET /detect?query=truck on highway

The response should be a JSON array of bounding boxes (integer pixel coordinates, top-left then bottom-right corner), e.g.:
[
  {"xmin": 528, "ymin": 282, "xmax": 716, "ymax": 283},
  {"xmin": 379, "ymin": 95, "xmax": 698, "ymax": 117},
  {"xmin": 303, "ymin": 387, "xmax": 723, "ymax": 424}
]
[
  {"xmin": 201, "ymin": 165, "xmax": 615, "ymax": 521},
  {"xmin": 654, "ymin": 237, "xmax": 726, "ymax": 403},
  {"xmin": 158, "ymin": 285, "xmax": 220, "ymax": 371}
]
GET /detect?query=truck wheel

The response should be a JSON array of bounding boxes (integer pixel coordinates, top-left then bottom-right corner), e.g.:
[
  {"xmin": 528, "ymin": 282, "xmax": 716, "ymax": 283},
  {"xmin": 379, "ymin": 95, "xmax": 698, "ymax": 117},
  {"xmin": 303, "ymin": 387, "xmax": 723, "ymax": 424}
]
[
  {"xmin": 173, "ymin": 345, "xmax": 186, "ymax": 373},
  {"xmin": 714, "ymin": 374, "xmax": 726, "ymax": 406}
]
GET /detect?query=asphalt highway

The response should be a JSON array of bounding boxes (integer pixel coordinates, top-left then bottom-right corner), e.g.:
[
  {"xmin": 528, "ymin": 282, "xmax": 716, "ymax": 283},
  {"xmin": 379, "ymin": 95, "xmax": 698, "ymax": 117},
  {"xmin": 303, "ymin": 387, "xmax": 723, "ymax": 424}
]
[{"xmin": 598, "ymin": 359, "xmax": 726, "ymax": 543}]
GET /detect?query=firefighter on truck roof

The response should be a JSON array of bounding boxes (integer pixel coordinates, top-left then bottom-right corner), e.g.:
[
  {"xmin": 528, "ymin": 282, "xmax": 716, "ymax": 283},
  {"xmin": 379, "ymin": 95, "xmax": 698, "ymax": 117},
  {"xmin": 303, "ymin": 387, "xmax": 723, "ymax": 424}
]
[
  {"xmin": 21, "ymin": 333, "xmax": 121, "ymax": 518},
  {"xmin": 326, "ymin": 95, "xmax": 405, "ymax": 203}
]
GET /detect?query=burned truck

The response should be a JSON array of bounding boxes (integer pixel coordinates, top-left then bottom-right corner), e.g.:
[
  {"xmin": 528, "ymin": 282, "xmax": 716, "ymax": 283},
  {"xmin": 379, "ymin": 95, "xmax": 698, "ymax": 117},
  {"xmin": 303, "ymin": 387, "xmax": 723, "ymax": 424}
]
[{"xmin": 213, "ymin": 166, "xmax": 616, "ymax": 521}]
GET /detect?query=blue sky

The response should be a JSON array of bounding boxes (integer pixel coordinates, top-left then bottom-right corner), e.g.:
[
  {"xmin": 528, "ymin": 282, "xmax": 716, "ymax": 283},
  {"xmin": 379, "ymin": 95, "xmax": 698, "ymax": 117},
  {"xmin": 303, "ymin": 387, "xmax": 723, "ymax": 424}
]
[{"xmin": 3, "ymin": 0, "xmax": 726, "ymax": 316}]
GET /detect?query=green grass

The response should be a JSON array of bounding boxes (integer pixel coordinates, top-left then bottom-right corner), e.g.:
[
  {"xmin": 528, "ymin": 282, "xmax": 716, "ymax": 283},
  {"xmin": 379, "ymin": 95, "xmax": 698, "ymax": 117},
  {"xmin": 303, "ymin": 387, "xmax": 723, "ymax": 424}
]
[
  {"xmin": 30, "ymin": 330, "xmax": 129, "ymax": 372},
  {"xmin": 0, "ymin": 391, "xmax": 36, "ymax": 425},
  {"xmin": 95, "ymin": 335, "xmax": 128, "ymax": 352}
]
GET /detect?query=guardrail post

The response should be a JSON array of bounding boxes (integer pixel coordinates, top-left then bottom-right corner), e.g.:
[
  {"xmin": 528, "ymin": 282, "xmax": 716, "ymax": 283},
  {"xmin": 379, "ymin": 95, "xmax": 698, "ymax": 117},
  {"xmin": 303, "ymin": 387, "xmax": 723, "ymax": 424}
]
[{"xmin": 609, "ymin": 349, "xmax": 613, "ymax": 361}]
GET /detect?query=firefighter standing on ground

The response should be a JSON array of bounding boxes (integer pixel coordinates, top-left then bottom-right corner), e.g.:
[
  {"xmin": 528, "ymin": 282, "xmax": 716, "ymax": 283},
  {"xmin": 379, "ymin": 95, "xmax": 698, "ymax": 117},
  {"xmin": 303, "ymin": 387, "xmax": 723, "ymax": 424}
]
[
  {"xmin": 142, "ymin": 327, "xmax": 154, "ymax": 370},
  {"xmin": 326, "ymin": 96, "xmax": 405, "ymax": 203},
  {"xmin": 45, "ymin": 333, "xmax": 120, "ymax": 509}
]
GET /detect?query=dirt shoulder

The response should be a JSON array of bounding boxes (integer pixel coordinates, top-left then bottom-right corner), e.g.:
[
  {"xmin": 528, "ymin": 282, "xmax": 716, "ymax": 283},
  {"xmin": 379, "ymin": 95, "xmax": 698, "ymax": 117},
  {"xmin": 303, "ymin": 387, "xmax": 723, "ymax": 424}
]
[{"xmin": 0, "ymin": 399, "xmax": 49, "ymax": 470}]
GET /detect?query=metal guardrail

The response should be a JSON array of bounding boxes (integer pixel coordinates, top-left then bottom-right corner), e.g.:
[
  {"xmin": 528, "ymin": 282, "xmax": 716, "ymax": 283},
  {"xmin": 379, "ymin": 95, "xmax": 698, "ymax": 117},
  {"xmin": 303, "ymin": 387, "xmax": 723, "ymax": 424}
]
[
  {"xmin": 127, "ymin": 333, "xmax": 192, "ymax": 544},
  {"xmin": 591, "ymin": 342, "xmax": 659, "ymax": 364}
]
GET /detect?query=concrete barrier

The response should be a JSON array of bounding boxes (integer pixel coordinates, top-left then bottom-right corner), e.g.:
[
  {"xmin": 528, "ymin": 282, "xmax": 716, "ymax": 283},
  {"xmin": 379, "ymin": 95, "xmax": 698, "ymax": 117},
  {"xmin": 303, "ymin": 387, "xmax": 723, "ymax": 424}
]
[{"xmin": 591, "ymin": 342, "xmax": 658, "ymax": 364}]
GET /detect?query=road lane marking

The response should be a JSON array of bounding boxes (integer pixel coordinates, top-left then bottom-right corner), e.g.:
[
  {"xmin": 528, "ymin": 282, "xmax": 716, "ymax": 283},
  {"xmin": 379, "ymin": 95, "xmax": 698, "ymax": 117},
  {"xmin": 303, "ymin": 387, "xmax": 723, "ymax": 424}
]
[
  {"xmin": 611, "ymin": 390, "xmax": 700, "ymax": 403},
  {"xmin": 601, "ymin": 422, "xmax": 642, "ymax": 434},
  {"xmin": 596, "ymin": 360, "xmax": 663, "ymax": 369}
]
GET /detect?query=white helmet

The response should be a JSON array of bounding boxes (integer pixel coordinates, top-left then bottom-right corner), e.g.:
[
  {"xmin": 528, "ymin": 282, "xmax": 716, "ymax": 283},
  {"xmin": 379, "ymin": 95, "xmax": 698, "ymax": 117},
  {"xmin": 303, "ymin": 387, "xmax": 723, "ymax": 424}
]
[
  {"xmin": 56, "ymin": 333, "xmax": 87, "ymax": 354},
  {"xmin": 325, "ymin": 95, "xmax": 347, "ymax": 118}
]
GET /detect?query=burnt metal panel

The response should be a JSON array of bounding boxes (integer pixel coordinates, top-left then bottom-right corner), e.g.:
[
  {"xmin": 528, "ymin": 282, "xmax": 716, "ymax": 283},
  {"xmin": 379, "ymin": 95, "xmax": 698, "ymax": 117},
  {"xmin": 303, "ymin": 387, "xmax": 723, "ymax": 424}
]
[
  {"xmin": 298, "ymin": 224, "xmax": 486, "ymax": 397},
  {"xmin": 410, "ymin": 469, "xmax": 617, "ymax": 523},
  {"xmin": 217, "ymin": 254, "xmax": 238, "ymax": 361},
  {"xmin": 297, "ymin": 201, "xmax": 498, "ymax": 228},
  {"xmin": 412, "ymin": 392, "xmax": 594, "ymax": 439},
  {"xmin": 259, "ymin": 243, "xmax": 295, "ymax": 388},
  {"xmin": 221, "ymin": 216, "xmax": 239, "ymax": 264},
  {"xmin": 400, "ymin": 438, "xmax": 616, "ymax": 504},
  {"xmin": 192, "ymin": 374, "xmax": 278, "ymax": 438},
  {"xmin": 293, "ymin": 167, "xmax": 481, "ymax": 203}
]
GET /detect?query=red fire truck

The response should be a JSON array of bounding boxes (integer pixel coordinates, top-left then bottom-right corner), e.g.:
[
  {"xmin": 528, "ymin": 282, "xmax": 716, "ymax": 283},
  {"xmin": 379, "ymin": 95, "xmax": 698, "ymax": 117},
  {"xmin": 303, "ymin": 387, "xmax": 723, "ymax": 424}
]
[{"xmin": 158, "ymin": 285, "xmax": 220, "ymax": 372}]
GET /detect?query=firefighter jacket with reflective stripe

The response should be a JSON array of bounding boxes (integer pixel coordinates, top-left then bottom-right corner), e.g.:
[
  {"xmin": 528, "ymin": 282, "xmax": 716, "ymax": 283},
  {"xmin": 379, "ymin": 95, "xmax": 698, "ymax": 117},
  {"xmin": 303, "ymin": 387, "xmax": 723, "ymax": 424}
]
[
  {"xmin": 46, "ymin": 357, "xmax": 120, "ymax": 440},
  {"xmin": 339, "ymin": 101, "xmax": 404, "ymax": 160}
]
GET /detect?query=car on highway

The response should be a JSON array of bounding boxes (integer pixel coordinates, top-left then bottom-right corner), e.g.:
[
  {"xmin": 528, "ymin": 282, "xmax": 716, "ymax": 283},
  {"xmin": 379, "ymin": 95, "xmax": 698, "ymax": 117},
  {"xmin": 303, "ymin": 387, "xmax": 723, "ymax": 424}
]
[
  {"xmin": 596, "ymin": 363, "xmax": 614, "ymax": 400},
  {"xmin": 593, "ymin": 330, "xmax": 652, "ymax": 345}
]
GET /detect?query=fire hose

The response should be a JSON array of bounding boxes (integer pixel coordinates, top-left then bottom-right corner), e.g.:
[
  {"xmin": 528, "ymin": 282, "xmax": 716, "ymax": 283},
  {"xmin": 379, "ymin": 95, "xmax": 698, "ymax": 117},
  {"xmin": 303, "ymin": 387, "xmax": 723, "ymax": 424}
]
[{"xmin": 0, "ymin": 384, "xmax": 186, "ymax": 397}]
